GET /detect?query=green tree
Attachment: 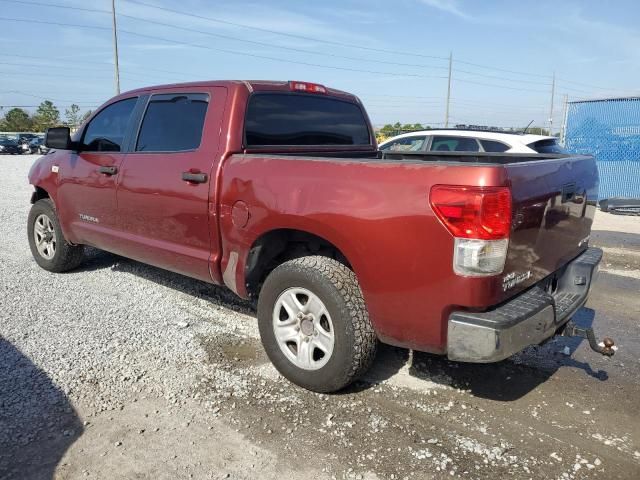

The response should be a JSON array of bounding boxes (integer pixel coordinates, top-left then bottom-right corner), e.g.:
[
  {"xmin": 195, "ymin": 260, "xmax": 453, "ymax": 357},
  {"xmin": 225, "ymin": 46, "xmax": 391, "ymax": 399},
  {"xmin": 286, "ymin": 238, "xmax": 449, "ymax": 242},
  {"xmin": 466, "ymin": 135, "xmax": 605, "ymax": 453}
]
[
  {"xmin": 33, "ymin": 100, "xmax": 60, "ymax": 132},
  {"xmin": 379, "ymin": 124, "xmax": 396, "ymax": 137},
  {"xmin": 81, "ymin": 109, "xmax": 93, "ymax": 123},
  {"xmin": 65, "ymin": 104, "xmax": 82, "ymax": 127},
  {"xmin": 1, "ymin": 108, "xmax": 33, "ymax": 131}
]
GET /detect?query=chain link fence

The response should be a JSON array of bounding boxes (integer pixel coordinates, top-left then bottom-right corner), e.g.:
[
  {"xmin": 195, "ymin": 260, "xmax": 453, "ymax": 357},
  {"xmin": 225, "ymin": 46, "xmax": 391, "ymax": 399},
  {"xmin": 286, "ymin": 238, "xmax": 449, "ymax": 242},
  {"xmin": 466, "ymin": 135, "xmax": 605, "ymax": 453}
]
[{"xmin": 563, "ymin": 97, "xmax": 640, "ymax": 200}]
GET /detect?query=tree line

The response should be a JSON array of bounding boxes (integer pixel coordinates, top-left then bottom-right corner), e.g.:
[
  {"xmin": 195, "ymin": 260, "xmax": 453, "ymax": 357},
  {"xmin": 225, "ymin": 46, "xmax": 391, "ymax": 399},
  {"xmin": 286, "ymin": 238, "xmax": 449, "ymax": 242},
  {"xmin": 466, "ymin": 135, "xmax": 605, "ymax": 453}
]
[{"xmin": 0, "ymin": 101, "xmax": 92, "ymax": 132}]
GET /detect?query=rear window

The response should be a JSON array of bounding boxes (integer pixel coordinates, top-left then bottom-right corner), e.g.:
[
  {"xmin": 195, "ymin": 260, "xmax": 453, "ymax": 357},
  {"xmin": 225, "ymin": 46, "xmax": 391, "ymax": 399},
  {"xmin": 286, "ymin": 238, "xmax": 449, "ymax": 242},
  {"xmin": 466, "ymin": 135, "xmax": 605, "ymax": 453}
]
[
  {"xmin": 245, "ymin": 93, "xmax": 370, "ymax": 146},
  {"xmin": 480, "ymin": 139, "xmax": 509, "ymax": 153},
  {"xmin": 528, "ymin": 138, "xmax": 566, "ymax": 154}
]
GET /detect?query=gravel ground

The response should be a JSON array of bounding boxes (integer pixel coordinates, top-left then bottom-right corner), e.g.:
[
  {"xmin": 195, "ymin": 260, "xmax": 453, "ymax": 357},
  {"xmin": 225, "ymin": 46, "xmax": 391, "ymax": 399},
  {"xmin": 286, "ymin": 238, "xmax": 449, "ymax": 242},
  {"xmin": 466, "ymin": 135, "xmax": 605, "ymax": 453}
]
[{"xmin": 1, "ymin": 155, "xmax": 639, "ymax": 479}]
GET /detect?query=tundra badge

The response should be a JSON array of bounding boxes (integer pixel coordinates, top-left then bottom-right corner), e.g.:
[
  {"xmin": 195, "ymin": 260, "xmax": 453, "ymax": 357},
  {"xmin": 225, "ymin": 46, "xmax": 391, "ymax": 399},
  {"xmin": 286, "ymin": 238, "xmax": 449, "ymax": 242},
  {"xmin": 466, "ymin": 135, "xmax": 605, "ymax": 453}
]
[
  {"xmin": 502, "ymin": 270, "xmax": 532, "ymax": 291},
  {"xmin": 79, "ymin": 213, "xmax": 99, "ymax": 223}
]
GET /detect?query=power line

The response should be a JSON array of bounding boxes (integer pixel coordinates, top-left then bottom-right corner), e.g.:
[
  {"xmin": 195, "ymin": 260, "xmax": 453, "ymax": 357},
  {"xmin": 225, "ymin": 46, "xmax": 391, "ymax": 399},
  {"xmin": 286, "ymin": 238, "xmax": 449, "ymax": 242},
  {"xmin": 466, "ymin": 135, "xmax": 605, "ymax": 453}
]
[
  {"xmin": 0, "ymin": 16, "xmax": 448, "ymax": 81},
  {"xmin": 116, "ymin": 12, "xmax": 450, "ymax": 71},
  {"xmin": 0, "ymin": 0, "xmax": 109, "ymax": 13},
  {"xmin": 0, "ymin": 0, "xmax": 451, "ymax": 72},
  {"xmin": 0, "ymin": 0, "xmax": 625, "ymax": 98},
  {"xmin": 452, "ymin": 58, "xmax": 553, "ymax": 79},
  {"xmin": 0, "ymin": 53, "xmax": 191, "ymax": 81},
  {"xmin": 453, "ymin": 68, "xmax": 552, "ymax": 86},
  {"xmin": 453, "ymin": 78, "xmax": 549, "ymax": 94},
  {"xmin": 114, "ymin": 29, "xmax": 449, "ymax": 80},
  {"xmin": 123, "ymin": 0, "xmax": 449, "ymax": 61}
]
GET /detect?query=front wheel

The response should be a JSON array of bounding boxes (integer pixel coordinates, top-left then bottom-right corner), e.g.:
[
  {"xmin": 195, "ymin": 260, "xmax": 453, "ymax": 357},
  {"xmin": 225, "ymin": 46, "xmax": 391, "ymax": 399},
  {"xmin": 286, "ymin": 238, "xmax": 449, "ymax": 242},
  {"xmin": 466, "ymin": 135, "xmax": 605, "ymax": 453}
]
[
  {"xmin": 28, "ymin": 199, "xmax": 84, "ymax": 272},
  {"xmin": 257, "ymin": 256, "xmax": 377, "ymax": 392}
]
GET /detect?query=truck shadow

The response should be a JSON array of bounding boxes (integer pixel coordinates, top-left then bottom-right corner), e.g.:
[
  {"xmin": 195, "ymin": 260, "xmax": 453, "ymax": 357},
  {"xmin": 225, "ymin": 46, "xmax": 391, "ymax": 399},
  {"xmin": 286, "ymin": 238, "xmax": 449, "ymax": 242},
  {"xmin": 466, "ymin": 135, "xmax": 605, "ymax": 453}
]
[
  {"xmin": 76, "ymin": 248, "xmax": 254, "ymax": 317},
  {"xmin": 405, "ymin": 308, "xmax": 608, "ymax": 401},
  {"xmin": 74, "ymin": 249, "xmax": 609, "ymax": 402},
  {"xmin": 0, "ymin": 338, "xmax": 83, "ymax": 479}
]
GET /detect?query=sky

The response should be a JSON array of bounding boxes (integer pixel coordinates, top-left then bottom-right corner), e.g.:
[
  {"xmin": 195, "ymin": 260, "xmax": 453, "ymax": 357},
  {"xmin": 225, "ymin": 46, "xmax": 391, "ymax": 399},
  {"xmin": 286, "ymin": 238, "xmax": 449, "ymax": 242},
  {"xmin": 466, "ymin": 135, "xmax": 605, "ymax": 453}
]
[{"xmin": 1, "ymin": 0, "xmax": 639, "ymax": 130}]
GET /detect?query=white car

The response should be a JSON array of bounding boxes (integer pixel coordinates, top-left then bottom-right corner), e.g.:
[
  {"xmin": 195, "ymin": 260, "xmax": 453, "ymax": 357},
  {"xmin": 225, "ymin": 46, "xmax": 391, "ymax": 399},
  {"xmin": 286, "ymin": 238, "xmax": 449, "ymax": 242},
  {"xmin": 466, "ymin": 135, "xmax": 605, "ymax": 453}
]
[{"xmin": 378, "ymin": 129, "xmax": 566, "ymax": 154}]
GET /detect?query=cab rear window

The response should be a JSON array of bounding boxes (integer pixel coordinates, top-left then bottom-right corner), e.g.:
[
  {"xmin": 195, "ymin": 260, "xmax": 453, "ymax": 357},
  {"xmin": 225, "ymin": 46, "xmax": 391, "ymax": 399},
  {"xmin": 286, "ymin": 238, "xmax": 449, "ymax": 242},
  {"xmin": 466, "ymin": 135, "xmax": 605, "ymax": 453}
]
[
  {"xmin": 245, "ymin": 93, "xmax": 371, "ymax": 146},
  {"xmin": 528, "ymin": 139, "xmax": 566, "ymax": 154}
]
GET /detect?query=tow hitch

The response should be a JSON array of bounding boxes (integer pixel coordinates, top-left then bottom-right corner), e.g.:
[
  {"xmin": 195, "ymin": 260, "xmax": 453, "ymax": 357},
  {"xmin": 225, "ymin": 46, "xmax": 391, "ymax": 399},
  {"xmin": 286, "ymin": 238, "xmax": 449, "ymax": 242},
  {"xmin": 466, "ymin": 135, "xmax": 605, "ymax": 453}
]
[{"xmin": 561, "ymin": 321, "xmax": 616, "ymax": 356}]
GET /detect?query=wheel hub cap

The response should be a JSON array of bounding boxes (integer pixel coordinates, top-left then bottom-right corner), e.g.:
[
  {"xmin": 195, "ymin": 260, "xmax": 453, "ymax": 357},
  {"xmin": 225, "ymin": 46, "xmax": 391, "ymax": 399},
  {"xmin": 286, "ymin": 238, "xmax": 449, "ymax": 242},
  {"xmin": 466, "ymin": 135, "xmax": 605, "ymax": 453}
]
[
  {"xmin": 272, "ymin": 287, "xmax": 335, "ymax": 371},
  {"xmin": 33, "ymin": 213, "xmax": 57, "ymax": 260},
  {"xmin": 300, "ymin": 317, "xmax": 314, "ymax": 336}
]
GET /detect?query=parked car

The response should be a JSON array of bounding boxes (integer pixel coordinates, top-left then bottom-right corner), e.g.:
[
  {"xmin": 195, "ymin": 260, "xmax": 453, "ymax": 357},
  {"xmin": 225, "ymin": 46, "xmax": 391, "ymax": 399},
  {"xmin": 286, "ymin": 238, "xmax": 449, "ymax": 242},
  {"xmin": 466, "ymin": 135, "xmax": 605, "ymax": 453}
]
[
  {"xmin": 378, "ymin": 129, "xmax": 566, "ymax": 154},
  {"xmin": 28, "ymin": 136, "xmax": 48, "ymax": 154},
  {"xmin": 18, "ymin": 138, "xmax": 31, "ymax": 154},
  {"xmin": 28, "ymin": 80, "xmax": 607, "ymax": 393},
  {"xmin": 0, "ymin": 136, "xmax": 21, "ymax": 154}
]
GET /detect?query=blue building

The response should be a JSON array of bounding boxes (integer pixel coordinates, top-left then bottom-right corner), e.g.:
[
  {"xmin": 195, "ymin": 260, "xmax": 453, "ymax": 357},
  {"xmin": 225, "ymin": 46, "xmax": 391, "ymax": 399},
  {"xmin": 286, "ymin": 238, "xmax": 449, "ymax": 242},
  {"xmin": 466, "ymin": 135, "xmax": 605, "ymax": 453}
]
[{"xmin": 563, "ymin": 97, "xmax": 640, "ymax": 200}]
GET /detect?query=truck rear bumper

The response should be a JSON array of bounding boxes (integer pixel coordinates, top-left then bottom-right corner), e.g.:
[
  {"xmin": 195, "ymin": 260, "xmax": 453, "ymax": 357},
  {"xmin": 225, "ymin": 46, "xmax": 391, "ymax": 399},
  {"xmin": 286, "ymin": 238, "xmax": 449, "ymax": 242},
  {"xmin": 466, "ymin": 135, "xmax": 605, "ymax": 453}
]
[{"xmin": 447, "ymin": 247, "xmax": 602, "ymax": 363}]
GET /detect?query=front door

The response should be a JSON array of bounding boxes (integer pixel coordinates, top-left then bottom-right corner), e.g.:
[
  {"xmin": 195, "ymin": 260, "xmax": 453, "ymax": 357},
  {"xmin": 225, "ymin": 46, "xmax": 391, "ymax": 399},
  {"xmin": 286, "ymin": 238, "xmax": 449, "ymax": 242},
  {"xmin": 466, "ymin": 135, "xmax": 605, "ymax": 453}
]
[
  {"xmin": 56, "ymin": 97, "xmax": 139, "ymax": 250},
  {"xmin": 116, "ymin": 88, "xmax": 227, "ymax": 282}
]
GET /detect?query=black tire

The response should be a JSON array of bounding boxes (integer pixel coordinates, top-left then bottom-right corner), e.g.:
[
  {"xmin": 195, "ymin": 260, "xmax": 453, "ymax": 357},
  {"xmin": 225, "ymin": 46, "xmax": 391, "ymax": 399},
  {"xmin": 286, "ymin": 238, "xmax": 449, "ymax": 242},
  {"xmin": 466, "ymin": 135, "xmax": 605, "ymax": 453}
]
[
  {"xmin": 257, "ymin": 256, "xmax": 377, "ymax": 392},
  {"xmin": 27, "ymin": 198, "xmax": 84, "ymax": 272}
]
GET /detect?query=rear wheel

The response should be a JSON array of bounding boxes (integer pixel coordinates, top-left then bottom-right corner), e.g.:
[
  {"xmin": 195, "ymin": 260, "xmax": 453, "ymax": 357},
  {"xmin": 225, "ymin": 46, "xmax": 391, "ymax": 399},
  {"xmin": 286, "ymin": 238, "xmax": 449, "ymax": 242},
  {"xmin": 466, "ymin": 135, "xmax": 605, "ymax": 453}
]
[
  {"xmin": 28, "ymin": 199, "xmax": 84, "ymax": 272},
  {"xmin": 257, "ymin": 256, "xmax": 377, "ymax": 392}
]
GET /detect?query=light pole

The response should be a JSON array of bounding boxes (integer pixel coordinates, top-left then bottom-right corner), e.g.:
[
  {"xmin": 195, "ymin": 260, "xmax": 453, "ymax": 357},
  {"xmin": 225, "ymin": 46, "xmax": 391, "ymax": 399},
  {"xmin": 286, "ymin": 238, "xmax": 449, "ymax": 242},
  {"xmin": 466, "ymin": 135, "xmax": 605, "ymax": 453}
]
[
  {"xmin": 444, "ymin": 52, "xmax": 452, "ymax": 128},
  {"xmin": 111, "ymin": 0, "xmax": 121, "ymax": 95}
]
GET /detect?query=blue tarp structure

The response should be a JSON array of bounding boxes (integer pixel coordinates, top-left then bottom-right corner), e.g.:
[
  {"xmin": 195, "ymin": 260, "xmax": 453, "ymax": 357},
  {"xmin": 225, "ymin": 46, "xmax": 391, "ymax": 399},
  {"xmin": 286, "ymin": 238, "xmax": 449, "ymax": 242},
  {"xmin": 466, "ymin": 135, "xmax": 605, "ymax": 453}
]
[{"xmin": 564, "ymin": 97, "xmax": 640, "ymax": 200}]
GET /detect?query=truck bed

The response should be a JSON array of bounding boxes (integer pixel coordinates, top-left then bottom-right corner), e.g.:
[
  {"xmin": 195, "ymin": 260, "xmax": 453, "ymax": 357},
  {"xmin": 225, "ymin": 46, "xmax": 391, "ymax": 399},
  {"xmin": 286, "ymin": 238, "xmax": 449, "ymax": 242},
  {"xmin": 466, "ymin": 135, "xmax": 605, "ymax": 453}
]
[{"xmin": 380, "ymin": 150, "xmax": 575, "ymax": 164}]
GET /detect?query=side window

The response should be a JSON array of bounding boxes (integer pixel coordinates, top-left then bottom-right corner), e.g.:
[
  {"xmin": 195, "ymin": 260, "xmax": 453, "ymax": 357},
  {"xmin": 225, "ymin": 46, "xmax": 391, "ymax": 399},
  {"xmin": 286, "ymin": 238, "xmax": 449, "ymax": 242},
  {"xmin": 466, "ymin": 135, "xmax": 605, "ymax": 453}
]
[
  {"xmin": 380, "ymin": 136, "xmax": 427, "ymax": 151},
  {"xmin": 430, "ymin": 136, "xmax": 480, "ymax": 152},
  {"xmin": 82, "ymin": 98, "xmax": 137, "ymax": 152},
  {"xmin": 480, "ymin": 139, "xmax": 510, "ymax": 152},
  {"xmin": 136, "ymin": 93, "xmax": 209, "ymax": 152}
]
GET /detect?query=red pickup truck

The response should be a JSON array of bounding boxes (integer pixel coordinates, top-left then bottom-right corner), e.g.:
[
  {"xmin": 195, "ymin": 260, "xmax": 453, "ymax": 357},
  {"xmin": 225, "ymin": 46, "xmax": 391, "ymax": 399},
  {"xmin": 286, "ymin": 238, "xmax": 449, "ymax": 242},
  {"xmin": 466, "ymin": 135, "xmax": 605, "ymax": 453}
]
[{"xmin": 28, "ymin": 80, "xmax": 606, "ymax": 392}]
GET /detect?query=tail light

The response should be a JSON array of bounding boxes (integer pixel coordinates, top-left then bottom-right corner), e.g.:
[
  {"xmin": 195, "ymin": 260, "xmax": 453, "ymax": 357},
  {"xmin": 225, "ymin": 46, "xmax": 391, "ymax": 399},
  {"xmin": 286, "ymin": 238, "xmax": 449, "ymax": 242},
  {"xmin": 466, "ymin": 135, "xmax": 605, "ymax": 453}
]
[
  {"xmin": 430, "ymin": 185, "xmax": 512, "ymax": 277},
  {"xmin": 289, "ymin": 81, "xmax": 327, "ymax": 94}
]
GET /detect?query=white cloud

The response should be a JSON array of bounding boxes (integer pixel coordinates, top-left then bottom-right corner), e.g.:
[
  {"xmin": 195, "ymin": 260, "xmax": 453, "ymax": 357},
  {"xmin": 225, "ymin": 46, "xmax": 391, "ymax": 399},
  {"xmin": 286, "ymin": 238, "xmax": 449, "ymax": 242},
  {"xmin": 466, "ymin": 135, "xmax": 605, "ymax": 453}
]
[{"xmin": 419, "ymin": 0, "xmax": 470, "ymax": 19}]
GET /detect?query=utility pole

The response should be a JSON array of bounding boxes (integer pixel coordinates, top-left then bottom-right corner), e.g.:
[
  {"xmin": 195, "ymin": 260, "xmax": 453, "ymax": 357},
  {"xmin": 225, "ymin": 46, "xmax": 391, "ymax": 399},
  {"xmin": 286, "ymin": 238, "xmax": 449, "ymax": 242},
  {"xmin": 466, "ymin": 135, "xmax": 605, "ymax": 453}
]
[
  {"xmin": 560, "ymin": 93, "xmax": 569, "ymax": 146},
  {"xmin": 444, "ymin": 52, "xmax": 452, "ymax": 128},
  {"xmin": 111, "ymin": 0, "xmax": 121, "ymax": 95},
  {"xmin": 547, "ymin": 72, "xmax": 555, "ymax": 136}
]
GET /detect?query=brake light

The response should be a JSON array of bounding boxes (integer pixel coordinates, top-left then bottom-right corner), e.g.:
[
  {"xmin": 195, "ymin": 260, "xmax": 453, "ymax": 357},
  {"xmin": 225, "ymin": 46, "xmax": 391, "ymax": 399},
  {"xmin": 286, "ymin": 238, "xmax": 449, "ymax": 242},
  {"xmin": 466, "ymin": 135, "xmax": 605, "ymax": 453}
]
[
  {"xmin": 430, "ymin": 186, "xmax": 511, "ymax": 240},
  {"xmin": 289, "ymin": 81, "xmax": 327, "ymax": 94},
  {"xmin": 430, "ymin": 186, "xmax": 512, "ymax": 277}
]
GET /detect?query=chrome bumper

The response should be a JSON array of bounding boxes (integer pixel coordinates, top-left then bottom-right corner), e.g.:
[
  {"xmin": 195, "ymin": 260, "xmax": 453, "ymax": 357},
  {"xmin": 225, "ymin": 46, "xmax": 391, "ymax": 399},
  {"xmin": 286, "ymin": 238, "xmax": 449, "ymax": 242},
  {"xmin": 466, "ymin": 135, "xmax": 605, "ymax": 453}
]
[{"xmin": 447, "ymin": 247, "xmax": 602, "ymax": 363}]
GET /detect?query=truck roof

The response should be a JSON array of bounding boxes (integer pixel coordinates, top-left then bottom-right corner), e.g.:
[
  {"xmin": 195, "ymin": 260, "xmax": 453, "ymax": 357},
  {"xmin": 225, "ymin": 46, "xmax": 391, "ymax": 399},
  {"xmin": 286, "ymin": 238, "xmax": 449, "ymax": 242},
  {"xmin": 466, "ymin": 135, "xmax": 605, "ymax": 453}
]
[
  {"xmin": 380, "ymin": 129, "xmax": 554, "ymax": 145},
  {"xmin": 120, "ymin": 80, "xmax": 359, "ymax": 102}
]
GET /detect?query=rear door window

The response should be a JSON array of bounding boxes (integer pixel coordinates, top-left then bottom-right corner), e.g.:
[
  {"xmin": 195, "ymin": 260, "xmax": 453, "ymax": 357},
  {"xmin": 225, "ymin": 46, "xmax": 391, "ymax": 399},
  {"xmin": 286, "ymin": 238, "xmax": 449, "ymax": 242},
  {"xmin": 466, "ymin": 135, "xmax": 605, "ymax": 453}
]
[
  {"xmin": 430, "ymin": 136, "xmax": 480, "ymax": 152},
  {"xmin": 245, "ymin": 93, "xmax": 370, "ymax": 146},
  {"xmin": 82, "ymin": 98, "xmax": 137, "ymax": 152},
  {"xmin": 480, "ymin": 139, "xmax": 510, "ymax": 152},
  {"xmin": 380, "ymin": 136, "xmax": 426, "ymax": 151},
  {"xmin": 136, "ymin": 93, "xmax": 209, "ymax": 152},
  {"xmin": 527, "ymin": 139, "xmax": 566, "ymax": 153}
]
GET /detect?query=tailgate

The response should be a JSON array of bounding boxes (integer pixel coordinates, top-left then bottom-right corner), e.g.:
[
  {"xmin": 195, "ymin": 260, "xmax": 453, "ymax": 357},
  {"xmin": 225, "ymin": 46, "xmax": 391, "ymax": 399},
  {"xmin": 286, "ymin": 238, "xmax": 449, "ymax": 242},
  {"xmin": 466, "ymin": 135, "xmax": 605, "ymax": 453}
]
[{"xmin": 501, "ymin": 155, "xmax": 598, "ymax": 297}]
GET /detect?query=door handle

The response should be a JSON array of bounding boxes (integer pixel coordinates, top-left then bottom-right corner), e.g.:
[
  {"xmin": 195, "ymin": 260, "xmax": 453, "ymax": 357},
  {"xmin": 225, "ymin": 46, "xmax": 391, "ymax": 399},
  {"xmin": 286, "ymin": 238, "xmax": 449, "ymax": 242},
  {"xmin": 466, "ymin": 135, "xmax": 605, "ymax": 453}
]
[
  {"xmin": 182, "ymin": 172, "xmax": 208, "ymax": 184},
  {"xmin": 98, "ymin": 166, "xmax": 118, "ymax": 176}
]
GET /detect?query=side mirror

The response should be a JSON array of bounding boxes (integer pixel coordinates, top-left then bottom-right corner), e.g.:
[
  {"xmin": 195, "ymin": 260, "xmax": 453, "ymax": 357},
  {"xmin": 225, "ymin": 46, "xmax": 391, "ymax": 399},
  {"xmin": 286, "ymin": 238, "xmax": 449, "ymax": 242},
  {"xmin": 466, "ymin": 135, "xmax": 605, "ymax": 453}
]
[{"xmin": 45, "ymin": 127, "xmax": 74, "ymax": 150}]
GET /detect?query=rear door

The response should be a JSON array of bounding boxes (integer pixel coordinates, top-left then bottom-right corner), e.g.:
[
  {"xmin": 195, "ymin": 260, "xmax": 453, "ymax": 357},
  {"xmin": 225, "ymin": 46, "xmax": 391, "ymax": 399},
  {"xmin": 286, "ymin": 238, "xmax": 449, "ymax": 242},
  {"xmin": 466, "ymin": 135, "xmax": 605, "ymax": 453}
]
[
  {"xmin": 56, "ymin": 96, "xmax": 140, "ymax": 249},
  {"xmin": 115, "ymin": 87, "xmax": 227, "ymax": 282}
]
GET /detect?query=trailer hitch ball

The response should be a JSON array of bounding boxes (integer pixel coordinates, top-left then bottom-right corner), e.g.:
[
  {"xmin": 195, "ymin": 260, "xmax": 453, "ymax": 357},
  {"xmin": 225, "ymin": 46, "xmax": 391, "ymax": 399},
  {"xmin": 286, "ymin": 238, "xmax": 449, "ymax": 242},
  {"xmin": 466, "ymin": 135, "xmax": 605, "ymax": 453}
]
[
  {"xmin": 601, "ymin": 337, "xmax": 616, "ymax": 356},
  {"xmin": 561, "ymin": 322, "xmax": 616, "ymax": 357}
]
